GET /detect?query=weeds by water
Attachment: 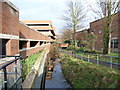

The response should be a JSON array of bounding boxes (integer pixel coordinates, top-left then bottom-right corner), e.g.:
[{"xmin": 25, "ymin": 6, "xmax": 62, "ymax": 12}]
[{"xmin": 61, "ymin": 53, "xmax": 120, "ymax": 88}]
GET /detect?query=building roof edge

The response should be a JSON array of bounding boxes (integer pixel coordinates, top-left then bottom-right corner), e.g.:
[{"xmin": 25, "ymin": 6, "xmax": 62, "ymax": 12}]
[{"xmin": 3, "ymin": 0, "xmax": 19, "ymax": 11}]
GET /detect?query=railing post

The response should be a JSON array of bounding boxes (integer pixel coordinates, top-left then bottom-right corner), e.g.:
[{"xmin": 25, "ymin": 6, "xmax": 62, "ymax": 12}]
[
  {"xmin": 97, "ymin": 55, "xmax": 99, "ymax": 65},
  {"xmin": 81, "ymin": 54, "xmax": 83, "ymax": 60},
  {"xmin": 88, "ymin": 55, "xmax": 89, "ymax": 62},
  {"xmin": 110, "ymin": 56, "xmax": 112, "ymax": 68},
  {"xmin": 3, "ymin": 67, "xmax": 7, "ymax": 90},
  {"xmin": 20, "ymin": 57, "xmax": 23, "ymax": 89},
  {"xmin": 76, "ymin": 54, "xmax": 77, "ymax": 58},
  {"xmin": 15, "ymin": 59, "xmax": 17, "ymax": 89}
]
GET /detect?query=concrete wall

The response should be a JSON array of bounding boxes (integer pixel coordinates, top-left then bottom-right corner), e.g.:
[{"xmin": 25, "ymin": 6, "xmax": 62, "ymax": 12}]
[{"xmin": 20, "ymin": 44, "xmax": 50, "ymax": 59}]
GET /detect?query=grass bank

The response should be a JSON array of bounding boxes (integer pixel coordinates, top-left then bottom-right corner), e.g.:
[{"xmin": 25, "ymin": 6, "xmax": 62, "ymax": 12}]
[
  {"xmin": 22, "ymin": 51, "xmax": 41, "ymax": 80},
  {"xmin": 66, "ymin": 45, "xmax": 120, "ymax": 56},
  {"xmin": 75, "ymin": 53, "xmax": 120, "ymax": 64},
  {"xmin": 61, "ymin": 53, "xmax": 120, "ymax": 88}
]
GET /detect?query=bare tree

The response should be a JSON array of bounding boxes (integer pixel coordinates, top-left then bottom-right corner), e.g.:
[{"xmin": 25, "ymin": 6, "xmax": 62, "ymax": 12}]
[
  {"xmin": 85, "ymin": 0, "xmax": 120, "ymax": 54},
  {"xmin": 62, "ymin": 0, "xmax": 86, "ymax": 46},
  {"xmin": 60, "ymin": 29, "xmax": 73, "ymax": 43},
  {"xmin": 82, "ymin": 32, "xmax": 98, "ymax": 51}
]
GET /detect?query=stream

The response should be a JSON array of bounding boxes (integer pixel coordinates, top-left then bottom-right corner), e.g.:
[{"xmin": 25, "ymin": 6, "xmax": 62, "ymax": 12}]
[{"xmin": 45, "ymin": 59, "xmax": 71, "ymax": 88}]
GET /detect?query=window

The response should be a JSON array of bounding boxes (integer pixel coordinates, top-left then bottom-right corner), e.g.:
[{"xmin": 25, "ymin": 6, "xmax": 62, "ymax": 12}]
[
  {"xmin": 111, "ymin": 39, "xmax": 113, "ymax": 48},
  {"xmin": 19, "ymin": 41, "xmax": 28, "ymax": 49},
  {"xmin": 98, "ymin": 29, "xmax": 102, "ymax": 34},
  {"xmin": 40, "ymin": 41, "xmax": 43, "ymax": 46},
  {"xmin": 30, "ymin": 41, "xmax": 38, "ymax": 47},
  {"xmin": 0, "ymin": 39, "xmax": 9, "ymax": 55},
  {"xmin": 38, "ymin": 30, "xmax": 49, "ymax": 32},
  {"xmin": 111, "ymin": 39, "xmax": 118, "ymax": 48},
  {"xmin": 27, "ymin": 24, "xmax": 49, "ymax": 26},
  {"xmin": 114, "ymin": 39, "xmax": 118, "ymax": 48}
]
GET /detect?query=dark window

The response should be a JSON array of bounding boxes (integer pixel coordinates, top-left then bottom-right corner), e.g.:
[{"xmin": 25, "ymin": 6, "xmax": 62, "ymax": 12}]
[
  {"xmin": 19, "ymin": 41, "xmax": 28, "ymax": 49},
  {"xmin": 111, "ymin": 39, "xmax": 118, "ymax": 48},
  {"xmin": 38, "ymin": 30, "xmax": 49, "ymax": 32},
  {"xmin": 0, "ymin": 39, "xmax": 9, "ymax": 55},
  {"xmin": 111, "ymin": 39, "xmax": 113, "ymax": 48},
  {"xmin": 40, "ymin": 41, "xmax": 43, "ymax": 46},
  {"xmin": 27, "ymin": 24, "xmax": 49, "ymax": 26},
  {"xmin": 114, "ymin": 39, "xmax": 118, "ymax": 48},
  {"xmin": 30, "ymin": 41, "xmax": 38, "ymax": 47}
]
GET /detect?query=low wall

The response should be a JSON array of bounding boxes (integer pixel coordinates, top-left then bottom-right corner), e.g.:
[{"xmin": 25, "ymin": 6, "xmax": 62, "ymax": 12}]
[
  {"xmin": 20, "ymin": 44, "xmax": 50, "ymax": 59},
  {"xmin": 22, "ymin": 46, "xmax": 50, "ymax": 88}
]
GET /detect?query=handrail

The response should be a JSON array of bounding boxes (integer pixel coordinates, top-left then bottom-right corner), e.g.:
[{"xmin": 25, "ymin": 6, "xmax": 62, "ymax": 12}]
[
  {"xmin": 0, "ymin": 55, "xmax": 22, "ymax": 90},
  {"xmin": 64, "ymin": 52, "xmax": 120, "ymax": 70},
  {"xmin": 63, "ymin": 49, "xmax": 119, "ymax": 58},
  {"xmin": 72, "ymin": 51, "xmax": 120, "ymax": 58},
  {"xmin": 0, "ymin": 57, "xmax": 21, "ymax": 70},
  {"xmin": 0, "ymin": 55, "xmax": 20, "ymax": 58}
]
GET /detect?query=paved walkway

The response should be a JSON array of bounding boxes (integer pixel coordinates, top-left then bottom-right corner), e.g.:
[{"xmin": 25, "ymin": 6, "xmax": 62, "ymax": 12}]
[
  {"xmin": 68, "ymin": 53, "xmax": 120, "ymax": 70},
  {"xmin": 45, "ymin": 59, "xmax": 71, "ymax": 88}
]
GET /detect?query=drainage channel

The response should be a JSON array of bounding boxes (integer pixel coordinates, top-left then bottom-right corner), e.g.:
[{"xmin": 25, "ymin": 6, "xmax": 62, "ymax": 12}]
[{"xmin": 45, "ymin": 59, "xmax": 71, "ymax": 88}]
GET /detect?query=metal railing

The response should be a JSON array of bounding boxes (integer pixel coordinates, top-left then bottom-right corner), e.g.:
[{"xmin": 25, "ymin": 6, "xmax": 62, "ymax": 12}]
[
  {"xmin": 61, "ymin": 50, "xmax": 120, "ymax": 70},
  {"xmin": 0, "ymin": 55, "xmax": 22, "ymax": 90},
  {"xmin": 76, "ymin": 52, "xmax": 120, "ymax": 64}
]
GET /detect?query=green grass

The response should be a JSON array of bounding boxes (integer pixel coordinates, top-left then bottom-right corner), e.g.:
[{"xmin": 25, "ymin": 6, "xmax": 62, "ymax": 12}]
[
  {"xmin": 22, "ymin": 51, "xmax": 41, "ymax": 80},
  {"xmin": 109, "ymin": 53, "xmax": 120, "ymax": 57},
  {"xmin": 75, "ymin": 53, "xmax": 120, "ymax": 64},
  {"xmin": 60, "ymin": 53, "xmax": 120, "ymax": 88}
]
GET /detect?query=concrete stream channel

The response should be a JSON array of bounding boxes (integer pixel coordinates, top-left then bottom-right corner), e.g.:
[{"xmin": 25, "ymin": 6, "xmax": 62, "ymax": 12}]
[{"xmin": 45, "ymin": 59, "xmax": 71, "ymax": 88}]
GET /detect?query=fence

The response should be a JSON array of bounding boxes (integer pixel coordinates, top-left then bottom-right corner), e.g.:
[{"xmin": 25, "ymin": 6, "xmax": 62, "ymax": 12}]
[
  {"xmin": 62, "ymin": 50, "xmax": 120, "ymax": 70},
  {"xmin": 0, "ymin": 55, "xmax": 22, "ymax": 90}
]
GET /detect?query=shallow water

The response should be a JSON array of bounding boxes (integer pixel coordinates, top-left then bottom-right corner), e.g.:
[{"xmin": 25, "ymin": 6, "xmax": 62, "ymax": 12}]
[{"xmin": 45, "ymin": 59, "xmax": 71, "ymax": 88}]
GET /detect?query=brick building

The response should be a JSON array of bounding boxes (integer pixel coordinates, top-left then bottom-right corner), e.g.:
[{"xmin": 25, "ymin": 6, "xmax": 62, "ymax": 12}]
[
  {"xmin": 75, "ymin": 12, "xmax": 119, "ymax": 53},
  {"xmin": 75, "ymin": 29, "xmax": 90, "ymax": 47},
  {"xmin": 75, "ymin": 29, "xmax": 89, "ymax": 41},
  {"xmin": 22, "ymin": 20, "xmax": 56, "ymax": 40},
  {"xmin": 0, "ymin": 0, "xmax": 19, "ymax": 56},
  {"xmin": 0, "ymin": 0, "xmax": 56, "ymax": 59}
]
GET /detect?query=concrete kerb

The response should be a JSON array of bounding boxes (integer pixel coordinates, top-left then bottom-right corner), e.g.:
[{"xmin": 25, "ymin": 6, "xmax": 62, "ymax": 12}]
[
  {"xmin": 22, "ymin": 49, "xmax": 46, "ymax": 89},
  {"xmin": 32, "ymin": 48, "xmax": 48, "ymax": 88}
]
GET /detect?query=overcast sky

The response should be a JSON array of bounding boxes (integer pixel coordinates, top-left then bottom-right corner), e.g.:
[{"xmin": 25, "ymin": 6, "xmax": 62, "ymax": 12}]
[{"xmin": 9, "ymin": 0, "xmax": 98, "ymax": 34}]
